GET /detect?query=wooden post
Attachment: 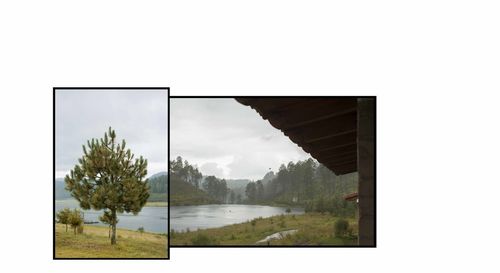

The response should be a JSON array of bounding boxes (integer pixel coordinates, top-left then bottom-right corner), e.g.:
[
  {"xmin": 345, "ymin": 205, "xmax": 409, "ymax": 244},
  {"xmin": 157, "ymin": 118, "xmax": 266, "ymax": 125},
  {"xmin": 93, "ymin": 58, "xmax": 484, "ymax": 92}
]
[{"xmin": 357, "ymin": 98, "xmax": 375, "ymax": 246}]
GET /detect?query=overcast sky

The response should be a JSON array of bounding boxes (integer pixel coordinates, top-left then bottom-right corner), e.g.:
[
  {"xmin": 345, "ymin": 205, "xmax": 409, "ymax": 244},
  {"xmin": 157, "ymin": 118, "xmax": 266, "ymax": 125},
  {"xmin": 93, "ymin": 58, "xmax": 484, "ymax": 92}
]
[
  {"xmin": 55, "ymin": 90, "xmax": 167, "ymax": 178},
  {"xmin": 170, "ymin": 98, "xmax": 311, "ymax": 180}
]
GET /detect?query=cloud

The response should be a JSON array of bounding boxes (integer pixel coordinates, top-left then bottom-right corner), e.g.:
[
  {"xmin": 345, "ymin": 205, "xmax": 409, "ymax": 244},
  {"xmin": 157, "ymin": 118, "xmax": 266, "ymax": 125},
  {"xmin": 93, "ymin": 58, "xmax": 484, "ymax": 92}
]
[
  {"xmin": 55, "ymin": 90, "xmax": 167, "ymax": 178},
  {"xmin": 199, "ymin": 162, "xmax": 225, "ymax": 178},
  {"xmin": 170, "ymin": 98, "xmax": 310, "ymax": 180}
]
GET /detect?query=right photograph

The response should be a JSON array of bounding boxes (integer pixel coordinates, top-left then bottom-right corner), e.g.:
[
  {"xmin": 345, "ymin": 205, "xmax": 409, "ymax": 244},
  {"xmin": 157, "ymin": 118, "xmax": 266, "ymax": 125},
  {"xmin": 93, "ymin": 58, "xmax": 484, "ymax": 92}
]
[{"xmin": 170, "ymin": 97, "xmax": 376, "ymax": 247}]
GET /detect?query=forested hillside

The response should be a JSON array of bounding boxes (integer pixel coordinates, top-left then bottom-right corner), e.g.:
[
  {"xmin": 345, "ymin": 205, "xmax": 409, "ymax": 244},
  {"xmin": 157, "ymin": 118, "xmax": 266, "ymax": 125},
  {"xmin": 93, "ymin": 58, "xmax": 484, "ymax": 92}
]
[
  {"xmin": 170, "ymin": 157, "xmax": 219, "ymax": 205},
  {"xmin": 147, "ymin": 173, "xmax": 168, "ymax": 202},
  {"xmin": 170, "ymin": 175, "xmax": 217, "ymax": 205},
  {"xmin": 249, "ymin": 158, "xmax": 358, "ymax": 216},
  {"xmin": 170, "ymin": 155, "xmax": 357, "ymax": 216},
  {"xmin": 260, "ymin": 158, "xmax": 357, "ymax": 204}
]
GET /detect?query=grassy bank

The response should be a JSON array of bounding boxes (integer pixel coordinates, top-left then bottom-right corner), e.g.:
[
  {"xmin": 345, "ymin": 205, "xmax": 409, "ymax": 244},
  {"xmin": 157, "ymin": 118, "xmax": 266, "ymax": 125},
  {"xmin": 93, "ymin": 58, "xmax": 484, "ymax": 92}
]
[
  {"xmin": 55, "ymin": 224, "xmax": 168, "ymax": 258},
  {"xmin": 171, "ymin": 213, "xmax": 357, "ymax": 246},
  {"xmin": 145, "ymin": 201, "xmax": 168, "ymax": 207}
]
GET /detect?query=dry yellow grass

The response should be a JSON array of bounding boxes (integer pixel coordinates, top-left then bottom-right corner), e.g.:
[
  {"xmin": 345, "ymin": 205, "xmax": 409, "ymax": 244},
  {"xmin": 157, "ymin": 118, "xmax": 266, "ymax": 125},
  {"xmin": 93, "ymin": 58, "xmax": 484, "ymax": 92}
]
[{"xmin": 55, "ymin": 224, "xmax": 168, "ymax": 258}]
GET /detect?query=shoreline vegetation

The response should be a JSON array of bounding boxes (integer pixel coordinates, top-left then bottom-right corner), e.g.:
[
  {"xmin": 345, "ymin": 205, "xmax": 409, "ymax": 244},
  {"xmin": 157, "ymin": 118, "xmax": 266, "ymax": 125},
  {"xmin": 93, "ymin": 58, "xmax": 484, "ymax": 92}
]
[
  {"xmin": 170, "ymin": 156, "xmax": 358, "ymax": 246},
  {"xmin": 55, "ymin": 223, "xmax": 168, "ymax": 258},
  {"xmin": 171, "ymin": 213, "xmax": 357, "ymax": 246}
]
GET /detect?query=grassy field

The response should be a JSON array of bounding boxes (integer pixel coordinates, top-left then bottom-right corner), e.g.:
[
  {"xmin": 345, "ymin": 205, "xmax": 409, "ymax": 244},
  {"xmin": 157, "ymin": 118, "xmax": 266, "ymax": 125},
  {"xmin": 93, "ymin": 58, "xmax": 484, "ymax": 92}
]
[
  {"xmin": 145, "ymin": 201, "xmax": 168, "ymax": 207},
  {"xmin": 55, "ymin": 224, "xmax": 168, "ymax": 258},
  {"xmin": 171, "ymin": 213, "xmax": 357, "ymax": 246}
]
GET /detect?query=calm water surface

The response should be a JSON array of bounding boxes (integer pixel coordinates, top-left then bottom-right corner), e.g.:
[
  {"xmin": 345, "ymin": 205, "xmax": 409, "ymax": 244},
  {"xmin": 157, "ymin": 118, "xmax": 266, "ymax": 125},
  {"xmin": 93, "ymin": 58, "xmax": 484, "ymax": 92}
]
[
  {"xmin": 55, "ymin": 199, "xmax": 167, "ymax": 233},
  {"xmin": 171, "ymin": 204, "xmax": 304, "ymax": 232}
]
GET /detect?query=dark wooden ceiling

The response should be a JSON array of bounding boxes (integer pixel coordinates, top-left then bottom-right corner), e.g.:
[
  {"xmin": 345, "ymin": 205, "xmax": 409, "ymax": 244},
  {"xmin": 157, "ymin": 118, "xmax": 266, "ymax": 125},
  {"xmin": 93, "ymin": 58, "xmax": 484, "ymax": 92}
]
[{"xmin": 236, "ymin": 98, "xmax": 357, "ymax": 175}]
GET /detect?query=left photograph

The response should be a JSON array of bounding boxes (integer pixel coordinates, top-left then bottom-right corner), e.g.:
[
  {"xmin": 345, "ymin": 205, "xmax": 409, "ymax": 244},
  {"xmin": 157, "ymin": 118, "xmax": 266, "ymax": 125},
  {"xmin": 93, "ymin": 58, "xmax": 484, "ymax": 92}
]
[{"xmin": 53, "ymin": 88, "xmax": 169, "ymax": 259}]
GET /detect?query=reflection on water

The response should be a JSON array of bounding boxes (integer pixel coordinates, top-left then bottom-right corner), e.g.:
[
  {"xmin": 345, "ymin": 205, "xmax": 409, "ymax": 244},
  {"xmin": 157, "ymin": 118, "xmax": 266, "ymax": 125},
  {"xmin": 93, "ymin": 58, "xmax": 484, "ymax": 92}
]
[
  {"xmin": 171, "ymin": 204, "xmax": 304, "ymax": 232},
  {"xmin": 55, "ymin": 199, "xmax": 167, "ymax": 233}
]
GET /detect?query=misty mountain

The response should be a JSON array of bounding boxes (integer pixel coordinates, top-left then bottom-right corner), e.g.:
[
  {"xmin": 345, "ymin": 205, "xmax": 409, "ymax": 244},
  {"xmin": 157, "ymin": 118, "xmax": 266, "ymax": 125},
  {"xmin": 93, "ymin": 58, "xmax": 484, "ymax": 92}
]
[
  {"xmin": 225, "ymin": 172, "xmax": 275, "ymax": 201},
  {"xmin": 55, "ymin": 178, "xmax": 72, "ymax": 200},
  {"xmin": 224, "ymin": 179, "xmax": 251, "ymax": 189},
  {"xmin": 149, "ymin": 171, "xmax": 167, "ymax": 179}
]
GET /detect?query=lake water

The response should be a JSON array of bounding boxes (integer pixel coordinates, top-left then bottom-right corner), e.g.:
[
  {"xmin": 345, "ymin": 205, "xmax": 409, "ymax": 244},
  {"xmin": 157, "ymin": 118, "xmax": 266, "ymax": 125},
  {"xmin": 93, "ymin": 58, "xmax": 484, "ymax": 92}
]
[
  {"xmin": 170, "ymin": 204, "xmax": 304, "ymax": 232},
  {"xmin": 55, "ymin": 199, "xmax": 167, "ymax": 234}
]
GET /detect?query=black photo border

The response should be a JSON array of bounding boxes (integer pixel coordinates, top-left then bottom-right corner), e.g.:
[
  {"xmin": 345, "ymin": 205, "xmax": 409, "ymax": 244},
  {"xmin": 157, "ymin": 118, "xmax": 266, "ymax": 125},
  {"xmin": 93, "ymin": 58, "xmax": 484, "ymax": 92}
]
[
  {"xmin": 169, "ymin": 95, "xmax": 376, "ymax": 248},
  {"xmin": 53, "ymin": 87, "xmax": 171, "ymax": 260}
]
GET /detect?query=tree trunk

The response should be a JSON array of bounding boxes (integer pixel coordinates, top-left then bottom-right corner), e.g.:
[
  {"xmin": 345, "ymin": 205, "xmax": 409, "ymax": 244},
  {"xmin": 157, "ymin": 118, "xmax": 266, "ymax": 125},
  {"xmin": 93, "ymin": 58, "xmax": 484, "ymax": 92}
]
[
  {"xmin": 65, "ymin": 224, "xmax": 68, "ymax": 232},
  {"xmin": 110, "ymin": 209, "xmax": 117, "ymax": 245}
]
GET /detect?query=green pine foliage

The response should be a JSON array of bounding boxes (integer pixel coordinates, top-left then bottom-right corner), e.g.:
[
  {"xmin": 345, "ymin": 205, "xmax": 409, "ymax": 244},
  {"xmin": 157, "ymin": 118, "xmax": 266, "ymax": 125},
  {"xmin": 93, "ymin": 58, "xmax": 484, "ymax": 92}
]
[
  {"xmin": 261, "ymin": 159, "xmax": 358, "ymax": 217},
  {"xmin": 65, "ymin": 127, "xmax": 150, "ymax": 244},
  {"xmin": 170, "ymin": 156, "xmax": 219, "ymax": 205},
  {"xmin": 170, "ymin": 175, "xmax": 217, "ymax": 205},
  {"xmin": 56, "ymin": 208, "xmax": 72, "ymax": 232},
  {"xmin": 202, "ymin": 176, "xmax": 229, "ymax": 202},
  {"xmin": 68, "ymin": 209, "xmax": 84, "ymax": 235}
]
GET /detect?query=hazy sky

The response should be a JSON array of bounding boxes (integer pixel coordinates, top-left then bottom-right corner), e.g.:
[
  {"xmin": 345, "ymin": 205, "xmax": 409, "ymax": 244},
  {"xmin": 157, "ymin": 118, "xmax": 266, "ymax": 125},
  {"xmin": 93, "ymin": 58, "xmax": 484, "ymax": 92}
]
[
  {"xmin": 170, "ymin": 98, "xmax": 310, "ymax": 180},
  {"xmin": 55, "ymin": 90, "xmax": 167, "ymax": 178}
]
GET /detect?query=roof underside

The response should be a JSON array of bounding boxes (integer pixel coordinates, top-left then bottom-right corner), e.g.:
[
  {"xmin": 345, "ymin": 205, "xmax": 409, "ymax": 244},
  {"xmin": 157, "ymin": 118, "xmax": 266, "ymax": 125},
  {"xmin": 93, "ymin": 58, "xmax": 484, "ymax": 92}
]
[{"xmin": 236, "ymin": 98, "xmax": 357, "ymax": 175}]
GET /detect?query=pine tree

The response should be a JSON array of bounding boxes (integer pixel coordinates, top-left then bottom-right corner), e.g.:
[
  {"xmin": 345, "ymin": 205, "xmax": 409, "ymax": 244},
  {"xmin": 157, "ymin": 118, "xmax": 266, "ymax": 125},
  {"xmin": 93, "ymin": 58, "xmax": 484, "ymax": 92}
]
[
  {"xmin": 56, "ymin": 208, "xmax": 71, "ymax": 232},
  {"xmin": 68, "ymin": 209, "xmax": 84, "ymax": 235},
  {"xmin": 65, "ymin": 127, "xmax": 150, "ymax": 244},
  {"xmin": 99, "ymin": 210, "xmax": 119, "ymax": 238}
]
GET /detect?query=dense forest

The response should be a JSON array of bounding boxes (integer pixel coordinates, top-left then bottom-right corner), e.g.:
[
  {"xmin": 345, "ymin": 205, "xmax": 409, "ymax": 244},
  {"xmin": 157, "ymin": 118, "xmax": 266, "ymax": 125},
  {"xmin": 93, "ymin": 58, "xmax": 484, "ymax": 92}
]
[
  {"xmin": 170, "ymin": 157, "xmax": 218, "ymax": 205},
  {"xmin": 248, "ymin": 158, "xmax": 357, "ymax": 216},
  {"xmin": 170, "ymin": 156, "xmax": 357, "ymax": 216},
  {"xmin": 147, "ymin": 173, "xmax": 168, "ymax": 202}
]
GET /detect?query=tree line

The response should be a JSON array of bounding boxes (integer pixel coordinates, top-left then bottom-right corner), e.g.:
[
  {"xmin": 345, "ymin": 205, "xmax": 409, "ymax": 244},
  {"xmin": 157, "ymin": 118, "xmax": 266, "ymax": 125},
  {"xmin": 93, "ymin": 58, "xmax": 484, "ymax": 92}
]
[
  {"xmin": 246, "ymin": 158, "xmax": 357, "ymax": 217},
  {"xmin": 170, "ymin": 156, "xmax": 357, "ymax": 217},
  {"xmin": 170, "ymin": 156, "xmax": 230, "ymax": 203}
]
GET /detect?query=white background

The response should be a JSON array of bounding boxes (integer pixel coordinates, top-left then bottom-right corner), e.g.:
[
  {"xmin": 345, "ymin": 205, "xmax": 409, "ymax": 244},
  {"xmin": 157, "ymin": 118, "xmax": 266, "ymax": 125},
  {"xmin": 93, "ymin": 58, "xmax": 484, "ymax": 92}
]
[{"xmin": 1, "ymin": 0, "xmax": 500, "ymax": 272}]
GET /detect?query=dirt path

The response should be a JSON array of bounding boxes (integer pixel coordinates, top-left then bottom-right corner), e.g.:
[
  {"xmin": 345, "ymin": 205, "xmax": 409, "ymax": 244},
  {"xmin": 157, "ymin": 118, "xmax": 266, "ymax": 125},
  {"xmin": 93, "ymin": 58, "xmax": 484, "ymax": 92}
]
[{"xmin": 256, "ymin": 229, "xmax": 298, "ymax": 244}]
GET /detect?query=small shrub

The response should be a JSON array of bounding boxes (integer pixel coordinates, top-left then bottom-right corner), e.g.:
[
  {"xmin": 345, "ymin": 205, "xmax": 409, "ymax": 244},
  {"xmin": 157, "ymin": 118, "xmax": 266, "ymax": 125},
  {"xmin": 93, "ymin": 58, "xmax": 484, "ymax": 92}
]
[
  {"xmin": 251, "ymin": 219, "xmax": 257, "ymax": 227},
  {"xmin": 334, "ymin": 219, "xmax": 349, "ymax": 237},
  {"xmin": 191, "ymin": 234, "xmax": 213, "ymax": 245},
  {"xmin": 285, "ymin": 207, "xmax": 291, "ymax": 213},
  {"xmin": 68, "ymin": 209, "xmax": 84, "ymax": 235},
  {"xmin": 137, "ymin": 227, "xmax": 145, "ymax": 234}
]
